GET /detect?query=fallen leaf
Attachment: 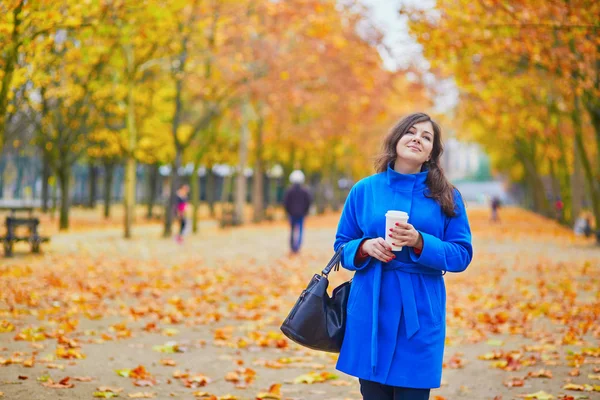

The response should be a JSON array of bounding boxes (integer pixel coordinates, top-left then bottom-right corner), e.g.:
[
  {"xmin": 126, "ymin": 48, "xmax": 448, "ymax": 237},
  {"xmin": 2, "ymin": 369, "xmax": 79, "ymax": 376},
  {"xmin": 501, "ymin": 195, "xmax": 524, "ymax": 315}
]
[
  {"xmin": 18, "ymin": 375, "xmax": 28, "ymax": 380},
  {"xmin": 256, "ymin": 383, "xmax": 282, "ymax": 399},
  {"xmin": 133, "ymin": 380, "xmax": 155, "ymax": 387},
  {"xmin": 116, "ymin": 369, "xmax": 131, "ymax": 378},
  {"xmin": 93, "ymin": 392, "xmax": 120, "ymax": 398},
  {"xmin": 293, "ymin": 371, "xmax": 338, "ymax": 384},
  {"xmin": 517, "ymin": 391, "xmax": 554, "ymax": 399},
  {"xmin": 160, "ymin": 359, "xmax": 176, "ymax": 366},
  {"xmin": 42, "ymin": 377, "xmax": 75, "ymax": 389},
  {"xmin": 23, "ymin": 358, "xmax": 35, "ymax": 368},
  {"xmin": 73, "ymin": 376, "xmax": 93, "ymax": 382},
  {"xmin": 504, "ymin": 377, "xmax": 525, "ymax": 387},
  {"xmin": 528, "ymin": 369, "xmax": 553, "ymax": 378},
  {"xmin": 97, "ymin": 386, "xmax": 124, "ymax": 393},
  {"xmin": 128, "ymin": 393, "xmax": 155, "ymax": 398},
  {"xmin": 193, "ymin": 392, "xmax": 216, "ymax": 399},
  {"xmin": 563, "ymin": 384, "xmax": 586, "ymax": 391}
]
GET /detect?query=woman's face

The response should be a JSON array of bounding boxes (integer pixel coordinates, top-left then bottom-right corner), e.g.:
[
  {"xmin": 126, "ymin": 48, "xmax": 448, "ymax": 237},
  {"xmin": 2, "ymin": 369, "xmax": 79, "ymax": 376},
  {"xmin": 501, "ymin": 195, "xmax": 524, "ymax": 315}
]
[{"xmin": 395, "ymin": 120, "xmax": 434, "ymax": 166}]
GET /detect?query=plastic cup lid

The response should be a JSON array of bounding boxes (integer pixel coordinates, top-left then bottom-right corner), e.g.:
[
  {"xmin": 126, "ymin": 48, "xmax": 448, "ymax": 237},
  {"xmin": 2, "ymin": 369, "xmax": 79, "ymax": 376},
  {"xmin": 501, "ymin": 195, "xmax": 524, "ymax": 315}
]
[{"xmin": 385, "ymin": 210, "xmax": 408, "ymax": 218}]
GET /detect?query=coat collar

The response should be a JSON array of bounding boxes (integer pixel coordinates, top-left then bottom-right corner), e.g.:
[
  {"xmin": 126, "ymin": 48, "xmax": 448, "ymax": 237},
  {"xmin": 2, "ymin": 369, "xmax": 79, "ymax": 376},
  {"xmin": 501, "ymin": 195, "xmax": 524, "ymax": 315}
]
[{"xmin": 386, "ymin": 162, "xmax": 429, "ymax": 192}]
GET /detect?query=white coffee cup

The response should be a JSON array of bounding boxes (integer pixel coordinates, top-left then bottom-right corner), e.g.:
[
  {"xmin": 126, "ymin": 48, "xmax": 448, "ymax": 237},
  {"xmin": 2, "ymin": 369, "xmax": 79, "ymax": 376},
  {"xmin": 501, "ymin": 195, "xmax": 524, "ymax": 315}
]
[{"xmin": 385, "ymin": 210, "xmax": 409, "ymax": 251}]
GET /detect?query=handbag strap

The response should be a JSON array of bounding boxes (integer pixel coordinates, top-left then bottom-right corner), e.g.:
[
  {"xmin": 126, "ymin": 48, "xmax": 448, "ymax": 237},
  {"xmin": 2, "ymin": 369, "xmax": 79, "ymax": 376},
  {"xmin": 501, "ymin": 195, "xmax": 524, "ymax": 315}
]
[{"xmin": 321, "ymin": 244, "xmax": 345, "ymax": 276}]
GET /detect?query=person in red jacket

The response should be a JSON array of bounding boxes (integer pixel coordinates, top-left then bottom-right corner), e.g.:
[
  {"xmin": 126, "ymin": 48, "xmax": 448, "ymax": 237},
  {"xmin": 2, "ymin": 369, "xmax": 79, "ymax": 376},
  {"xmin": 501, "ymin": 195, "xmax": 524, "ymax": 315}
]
[{"xmin": 283, "ymin": 170, "xmax": 312, "ymax": 254}]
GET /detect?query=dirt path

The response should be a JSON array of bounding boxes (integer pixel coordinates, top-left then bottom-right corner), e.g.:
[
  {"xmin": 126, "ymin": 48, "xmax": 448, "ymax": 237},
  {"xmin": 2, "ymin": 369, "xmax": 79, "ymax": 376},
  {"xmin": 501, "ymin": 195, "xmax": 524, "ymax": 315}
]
[{"xmin": 0, "ymin": 208, "xmax": 599, "ymax": 400}]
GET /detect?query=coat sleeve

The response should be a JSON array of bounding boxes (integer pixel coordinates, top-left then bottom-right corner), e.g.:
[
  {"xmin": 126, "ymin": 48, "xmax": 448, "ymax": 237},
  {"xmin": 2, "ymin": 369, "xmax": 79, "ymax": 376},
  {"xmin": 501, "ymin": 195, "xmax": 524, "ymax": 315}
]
[
  {"xmin": 334, "ymin": 184, "xmax": 373, "ymax": 271},
  {"xmin": 409, "ymin": 190, "xmax": 473, "ymax": 273}
]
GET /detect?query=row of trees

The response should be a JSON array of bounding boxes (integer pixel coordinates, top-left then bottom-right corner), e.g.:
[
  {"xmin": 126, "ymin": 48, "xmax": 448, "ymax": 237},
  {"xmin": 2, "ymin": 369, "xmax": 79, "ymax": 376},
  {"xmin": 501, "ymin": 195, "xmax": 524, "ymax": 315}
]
[
  {"xmin": 1, "ymin": 0, "xmax": 429, "ymax": 236},
  {"xmin": 405, "ymin": 0, "xmax": 600, "ymax": 238}
]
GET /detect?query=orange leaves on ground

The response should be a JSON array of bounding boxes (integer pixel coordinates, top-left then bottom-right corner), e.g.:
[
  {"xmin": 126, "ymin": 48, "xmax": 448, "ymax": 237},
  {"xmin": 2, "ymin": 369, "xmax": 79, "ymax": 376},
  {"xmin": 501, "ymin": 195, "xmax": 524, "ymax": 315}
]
[
  {"xmin": 14, "ymin": 327, "xmax": 47, "ymax": 341},
  {"xmin": 293, "ymin": 371, "xmax": 338, "ymax": 384},
  {"xmin": 128, "ymin": 393, "xmax": 156, "ymax": 398},
  {"xmin": 0, "ymin": 321, "xmax": 15, "ymax": 333},
  {"xmin": 444, "ymin": 353, "xmax": 467, "ymax": 369},
  {"xmin": 94, "ymin": 386, "xmax": 124, "ymax": 398},
  {"xmin": 562, "ymin": 383, "xmax": 600, "ymax": 392},
  {"xmin": 110, "ymin": 323, "xmax": 133, "ymax": 339},
  {"xmin": 115, "ymin": 365, "xmax": 156, "ymax": 387},
  {"xmin": 528, "ymin": 369, "xmax": 553, "ymax": 379},
  {"xmin": 56, "ymin": 345, "xmax": 85, "ymax": 360},
  {"xmin": 504, "ymin": 377, "xmax": 525, "ymax": 388},
  {"xmin": 225, "ymin": 367, "xmax": 257, "ymax": 388},
  {"xmin": 516, "ymin": 391, "xmax": 554, "ymax": 399},
  {"xmin": 173, "ymin": 370, "xmax": 212, "ymax": 388},
  {"xmin": 256, "ymin": 383, "xmax": 282, "ymax": 399},
  {"xmin": 159, "ymin": 358, "xmax": 176, "ymax": 366},
  {"xmin": 41, "ymin": 376, "xmax": 75, "ymax": 389}
]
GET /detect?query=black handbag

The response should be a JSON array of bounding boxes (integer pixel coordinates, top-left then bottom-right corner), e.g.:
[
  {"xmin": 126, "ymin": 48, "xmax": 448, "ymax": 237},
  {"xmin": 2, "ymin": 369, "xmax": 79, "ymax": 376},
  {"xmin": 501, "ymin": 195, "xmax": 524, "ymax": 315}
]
[{"xmin": 280, "ymin": 245, "xmax": 351, "ymax": 353}]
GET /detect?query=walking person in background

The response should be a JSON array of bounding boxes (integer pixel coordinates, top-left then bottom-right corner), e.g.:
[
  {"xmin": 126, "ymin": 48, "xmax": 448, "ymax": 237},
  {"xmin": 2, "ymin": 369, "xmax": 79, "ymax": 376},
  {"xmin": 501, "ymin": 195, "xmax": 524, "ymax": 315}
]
[
  {"xmin": 174, "ymin": 183, "xmax": 190, "ymax": 244},
  {"xmin": 490, "ymin": 196, "xmax": 501, "ymax": 222},
  {"xmin": 283, "ymin": 170, "xmax": 312, "ymax": 255},
  {"xmin": 334, "ymin": 113, "xmax": 473, "ymax": 400},
  {"xmin": 554, "ymin": 197, "xmax": 564, "ymax": 223}
]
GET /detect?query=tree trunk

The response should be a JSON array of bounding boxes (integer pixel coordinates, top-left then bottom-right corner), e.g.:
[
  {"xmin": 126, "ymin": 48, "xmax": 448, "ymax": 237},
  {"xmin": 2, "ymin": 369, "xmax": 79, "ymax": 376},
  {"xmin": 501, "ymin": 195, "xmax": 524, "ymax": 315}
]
[
  {"xmin": 123, "ymin": 156, "xmax": 136, "ymax": 238},
  {"xmin": 88, "ymin": 162, "xmax": 97, "ymax": 208},
  {"xmin": 123, "ymin": 43, "xmax": 138, "ymax": 239},
  {"xmin": 57, "ymin": 166, "xmax": 71, "ymax": 231},
  {"xmin": 207, "ymin": 165, "xmax": 216, "ymax": 218},
  {"xmin": 51, "ymin": 177, "xmax": 58, "ymax": 219},
  {"xmin": 234, "ymin": 103, "xmax": 250, "ymax": 225},
  {"xmin": 146, "ymin": 163, "xmax": 159, "ymax": 219},
  {"xmin": 516, "ymin": 139, "xmax": 551, "ymax": 216},
  {"xmin": 163, "ymin": 149, "xmax": 182, "ymax": 237},
  {"xmin": 41, "ymin": 155, "xmax": 51, "ymax": 213},
  {"xmin": 554, "ymin": 121, "xmax": 573, "ymax": 224},
  {"xmin": 13, "ymin": 155, "xmax": 24, "ymax": 199},
  {"xmin": 252, "ymin": 116, "xmax": 265, "ymax": 223},
  {"xmin": 103, "ymin": 161, "xmax": 114, "ymax": 219}
]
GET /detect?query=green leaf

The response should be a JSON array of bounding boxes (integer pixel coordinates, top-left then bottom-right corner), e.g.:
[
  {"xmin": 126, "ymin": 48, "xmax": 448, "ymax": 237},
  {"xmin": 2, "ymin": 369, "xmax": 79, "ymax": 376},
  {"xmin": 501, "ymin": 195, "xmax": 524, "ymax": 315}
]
[
  {"xmin": 93, "ymin": 392, "xmax": 119, "ymax": 398},
  {"xmin": 152, "ymin": 344, "xmax": 176, "ymax": 353},
  {"xmin": 115, "ymin": 369, "xmax": 131, "ymax": 378}
]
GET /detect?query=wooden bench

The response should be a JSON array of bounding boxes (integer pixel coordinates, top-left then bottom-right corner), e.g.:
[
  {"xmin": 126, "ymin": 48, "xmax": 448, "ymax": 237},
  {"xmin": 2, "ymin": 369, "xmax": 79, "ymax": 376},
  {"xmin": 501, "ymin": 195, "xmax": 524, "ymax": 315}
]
[{"xmin": 0, "ymin": 206, "xmax": 50, "ymax": 256}]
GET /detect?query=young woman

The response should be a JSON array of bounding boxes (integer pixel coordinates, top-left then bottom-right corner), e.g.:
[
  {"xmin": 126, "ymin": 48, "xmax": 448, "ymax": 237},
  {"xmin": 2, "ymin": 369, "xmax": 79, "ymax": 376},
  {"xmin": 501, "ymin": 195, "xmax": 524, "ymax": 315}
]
[{"xmin": 334, "ymin": 113, "xmax": 473, "ymax": 400}]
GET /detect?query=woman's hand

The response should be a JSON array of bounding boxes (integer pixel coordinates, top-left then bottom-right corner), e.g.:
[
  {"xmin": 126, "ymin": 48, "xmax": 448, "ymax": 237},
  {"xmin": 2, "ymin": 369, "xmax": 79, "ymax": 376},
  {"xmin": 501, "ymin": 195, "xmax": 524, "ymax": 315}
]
[
  {"xmin": 362, "ymin": 238, "xmax": 396, "ymax": 263},
  {"xmin": 389, "ymin": 222, "xmax": 423, "ymax": 249}
]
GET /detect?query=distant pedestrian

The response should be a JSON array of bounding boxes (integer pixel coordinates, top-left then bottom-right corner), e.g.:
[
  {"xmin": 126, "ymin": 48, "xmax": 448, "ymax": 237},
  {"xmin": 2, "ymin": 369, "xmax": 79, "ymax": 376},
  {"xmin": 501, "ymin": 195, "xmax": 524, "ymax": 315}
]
[
  {"xmin": 555, "ymin": 197, "xmax": 564, "ymax": 222},
  {"xmin": 574, "ymin": 213, "xmax": 593, "ymax": 238},
  {"xmin": 490, "ymin": 196, "xmax": 501, "ymax": 222},
  {"xmin": 174, "ymin": 184, "xmax": 190, "ymax": 244},
  {"xmin": 283, "ymin": 170, "xmax": 312, "ymax": 254}
]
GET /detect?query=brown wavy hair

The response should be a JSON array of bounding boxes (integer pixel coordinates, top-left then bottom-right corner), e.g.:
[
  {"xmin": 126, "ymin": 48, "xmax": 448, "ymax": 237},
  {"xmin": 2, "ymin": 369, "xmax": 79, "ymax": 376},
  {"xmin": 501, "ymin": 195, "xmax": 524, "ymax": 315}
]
[{"xmin": 374, "ymin": 112, "xmax": 458, "ymax": 217}]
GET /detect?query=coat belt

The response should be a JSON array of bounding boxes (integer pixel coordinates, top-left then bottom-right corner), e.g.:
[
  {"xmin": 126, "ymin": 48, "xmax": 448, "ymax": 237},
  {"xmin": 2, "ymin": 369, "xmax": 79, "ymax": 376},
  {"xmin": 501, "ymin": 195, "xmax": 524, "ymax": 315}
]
[{"xmin": 370, "ymin": 260, "xmax": 442, "ymax": 374}]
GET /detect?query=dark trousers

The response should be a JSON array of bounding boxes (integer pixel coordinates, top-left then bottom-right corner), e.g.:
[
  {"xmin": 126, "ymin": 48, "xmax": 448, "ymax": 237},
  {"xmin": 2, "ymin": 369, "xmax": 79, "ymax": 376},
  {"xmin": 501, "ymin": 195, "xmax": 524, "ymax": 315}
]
[
  {"xmin": 289, "ymin": 216, "xmax": 304, "ymax": 253},
  {"xmin": 179, "ymin": 218, "xmax": 186, "ymax": 235},
  {"xmin": 359, "ymin": 379, "xmax": 430, "ymax": 400}
]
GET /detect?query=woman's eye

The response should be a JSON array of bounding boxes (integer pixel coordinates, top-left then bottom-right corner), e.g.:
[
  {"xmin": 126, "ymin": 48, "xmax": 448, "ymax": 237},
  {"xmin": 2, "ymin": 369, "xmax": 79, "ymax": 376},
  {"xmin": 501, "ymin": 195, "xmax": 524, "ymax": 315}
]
[{"xmin": 424, "ymin": 136, "xmax": 432, "ymax": 141}]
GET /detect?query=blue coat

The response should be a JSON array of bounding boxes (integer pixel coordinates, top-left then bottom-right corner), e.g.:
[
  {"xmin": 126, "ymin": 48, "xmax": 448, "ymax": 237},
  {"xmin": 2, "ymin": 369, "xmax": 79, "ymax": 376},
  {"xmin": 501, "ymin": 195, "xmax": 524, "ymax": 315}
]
[{"xmin": 334, "ymin": 164, "xmax": 473, "ymax": 389}]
